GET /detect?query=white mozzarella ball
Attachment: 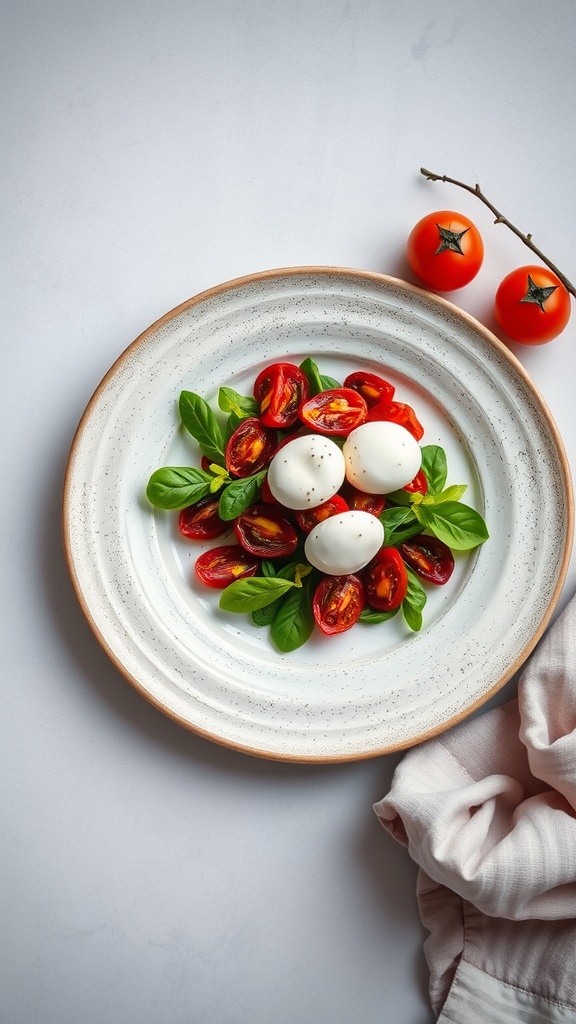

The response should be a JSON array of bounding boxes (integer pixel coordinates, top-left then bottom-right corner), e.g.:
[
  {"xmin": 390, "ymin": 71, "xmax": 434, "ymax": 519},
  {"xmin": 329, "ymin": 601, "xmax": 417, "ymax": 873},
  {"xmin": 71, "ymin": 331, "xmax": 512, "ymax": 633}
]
[
  {"xmin": 343, "ymin": 421, "xmax": 421, "ymax": 494},
  {"xmin": 266, "ymin": 434, "xmax": 346, "ymax": 510},
  {"xmin": 304, "ymin": 510, "xmax": 384, "ymax": 575}
]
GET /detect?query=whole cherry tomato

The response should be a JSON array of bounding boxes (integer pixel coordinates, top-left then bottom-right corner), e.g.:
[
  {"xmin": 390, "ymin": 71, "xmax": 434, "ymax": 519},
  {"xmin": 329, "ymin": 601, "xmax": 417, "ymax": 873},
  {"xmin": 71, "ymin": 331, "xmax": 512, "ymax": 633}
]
[
  {"xmin": 401, "ymin": 535, "xmax": 454, "ymax": 585},
  {"xmin": 494, "ymin": 265, "xmax": 571, "ymax": 345},
  {"xmin": 299, "ymin": 388, "xmax": 367, "ymax": 435},
  {"xmin": 366, "ymin": 399, "xmax": 424, "ymax": 441},
  {"xmin": 364, "ymin": 547, "xmax": 408, "ymax": 611},
  {"xmin": 312, "ymin": 574, "xmax": 365, "ymax": 636},
  {"xmin": 407, "ymin": 210, "xmax": 484, "ymax": 292},
  {"xmin": 195, "ymin": 544, "xmax": 260, "ymax": 588},
  {"xmin": 343, "ymin": 371, "xmax": 395, "ymax": 408},
  {"xmin": 233, "ymin": 504, "xmax": 298, "ymax": 557},
  {"xmin": 225, "ymin": 417, "xmax": 277, "ymax": 477},
  {"xmin": 253, "ymin": 362, "xmax": 309, "ymax": 428},
  {"xmin": 179, "ymin": 495, "xmax": 228, "ymax": 540}
]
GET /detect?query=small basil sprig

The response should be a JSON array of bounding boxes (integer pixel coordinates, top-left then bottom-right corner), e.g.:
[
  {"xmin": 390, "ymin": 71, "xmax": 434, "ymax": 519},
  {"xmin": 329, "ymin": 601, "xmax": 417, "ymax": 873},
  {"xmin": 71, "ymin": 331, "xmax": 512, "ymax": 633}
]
[
  {"xmin": 146, "ymin": 466, "xmax": 213, "ymax": 510},
  {"xmin": 218, "ymin": 387, "xmax": 259, "ymax": 420},
  {"xmin": 179, "ymin": 390, "xmax": 226, "ymax": 465}
]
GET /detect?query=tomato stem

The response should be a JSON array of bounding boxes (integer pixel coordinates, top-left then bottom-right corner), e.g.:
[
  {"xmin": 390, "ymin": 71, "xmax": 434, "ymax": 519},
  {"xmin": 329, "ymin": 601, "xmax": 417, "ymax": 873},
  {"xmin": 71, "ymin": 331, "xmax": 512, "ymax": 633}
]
[{"xmin": 420, "ymin": 167, "xmax": 576, "ymax": 300}]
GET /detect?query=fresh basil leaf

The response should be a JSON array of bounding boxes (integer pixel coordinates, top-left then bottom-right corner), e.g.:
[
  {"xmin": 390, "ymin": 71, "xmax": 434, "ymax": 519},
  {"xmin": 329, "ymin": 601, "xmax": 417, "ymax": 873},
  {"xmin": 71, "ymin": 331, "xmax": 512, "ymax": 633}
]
[
  {"xmin": 146, "ymin": 466, "xmax": 212, "ymax": 510},
  {"xmin": 414, "ymin": 501, "xmax": 489, "ymax": 550},
  {"xmin": 402, "ymin": 568, "xmax": 427, "ymax": 632},
  {"xmin": 219, "ymin": 576, "xmax": 297, "ymax": 613},
  {"xmin": 299, "ymin": 357, "xmax": 341, "ymax": 396},
  {"xmin": 320, "ymin": 374, "xmax": 341, "ymax": 390},
  {"xmin": 420, "ymin": 445, "xmax": 447, "ymax": 495},
  {"xmin": 422, "ymin": 483, "xmax": 467, "ymax": 505},
  {"xmin": 218, "ymin": 470, "xmax": 267, "ymax": 521},
  {"xmin": 380, "ymin": 506, "xmax": 422, "ymax": 546},
  {"xmin": 218, "ymin": 387, "xmax": 259, "ymax": 419},
  {"xmin": 384, "ymin": 489, "xmax": 413, "ymax": 507},
  {"xmin": 359, "ymin": 607, "xmax": 400, "ymax": 624},
  {"xmin": 270, "ymin": 574, "xmax": 316, "ymax": 652},
  {"xmin": 260, "ymin": 559, "xmax": 277, "ymax": 578},
  {"xmin": 179, "ymin": 390, "xmax": 226, "ymax": 465}
]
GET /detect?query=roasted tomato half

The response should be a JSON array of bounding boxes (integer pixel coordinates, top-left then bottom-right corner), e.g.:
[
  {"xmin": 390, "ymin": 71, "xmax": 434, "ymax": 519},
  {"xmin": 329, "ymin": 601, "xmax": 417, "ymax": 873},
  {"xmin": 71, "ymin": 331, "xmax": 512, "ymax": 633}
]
[
  {"xmin": 253, "ymin": 362, "xmax": 309, "ymax": 428},
  {"xmin": 299, "ymin": 388, "xmax": 367, "ymax": 436},
  {"xmin": 340, "ymin": 483, "xmax": 386, "ymax": 517},
  {"xmin": 233, "ymin": 504, "xmax": 298, "ymax": 557},
  {"xmin": 312, "ymin": 574, "xmax": 365, "ymax": 636},
  {"xmin": 366, "ymin": 399, "xmax": 424, "ymax": 441},
  {"xmin": 364, "ymin": 547, "xmax": 408, "ymax": 611},
  {"xmin": 343, "ymin": 371, "xmax": 395, "ymax": 408},
  {"xmin": 403, "ymin": 469, "xmax": 428, "ymax": 495},
  {"xmin": 195, "ymin": 544, "xmax": 260, "ymax": 589},
  {"xmin": 295, "ymin": 494, "xmax": 349, "ymax": 534},
  {"xmin": 401, "ymin": 535, "xmax": 454, "ymax": 585},
  {"xmin": 179, "ymin": 495, "xmax": 228, "ymax": 540},
  {"xmin": 225, "ymin": 417, "xmax": 277, "ymax": 478}
]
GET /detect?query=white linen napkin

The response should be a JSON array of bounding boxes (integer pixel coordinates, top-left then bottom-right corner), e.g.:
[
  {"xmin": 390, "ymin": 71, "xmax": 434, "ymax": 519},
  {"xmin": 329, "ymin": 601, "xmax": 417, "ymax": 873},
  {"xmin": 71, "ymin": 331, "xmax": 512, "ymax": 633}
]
[{"xmin": 374, "ymin": 592, "xmax": 576, "ymax": 1023}]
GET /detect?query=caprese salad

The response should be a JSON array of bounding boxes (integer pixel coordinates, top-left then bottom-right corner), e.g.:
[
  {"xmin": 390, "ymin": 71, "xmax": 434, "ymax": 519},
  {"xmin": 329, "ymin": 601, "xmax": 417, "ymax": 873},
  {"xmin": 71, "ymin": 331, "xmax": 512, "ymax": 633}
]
[{"xmin": 146, "ymin": 358, "xmax": 489, "ymax": 652}]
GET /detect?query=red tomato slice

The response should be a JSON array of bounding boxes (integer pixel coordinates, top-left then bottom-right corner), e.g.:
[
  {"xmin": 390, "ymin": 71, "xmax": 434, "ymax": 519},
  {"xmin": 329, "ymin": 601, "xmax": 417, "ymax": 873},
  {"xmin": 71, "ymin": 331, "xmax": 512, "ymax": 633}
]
[
  {"xmin": 233, "ymin": 504, "xmax": 298, "ymax": 557},
  {"xmin": 403, "ymin": 469, "xmax": 428, "ymax": 495},
  {"xmin": 295, "ymin": 494, "xmax": 349, "ymax": 533},
  {"xmin": 340, "ymin": 483, "xmax": 386, "ymax": 517},
  {"xmin": 312, "ymin": 574, "xmax": 365, "ymax": 636},
  {"xmin": 299, "ymin": 388, "xmax": 367, "ymax": 435},
  {"xmin": 195, "ymin": 544, "xmax": 260, "ymax": 589},
  {"xmin": 253, "ymin": 362, "xmax": 309, "ymax": 428},
  {"xmin": 178, "ymin": 495, "xmax": 228, "ymax": 540},
  {"xmin": 364, "ymin": 547, "xmax": 408, "ymax": 611},
  {"xmin": 366, "ymin": 399, "xmax": 424, "ymax": 440},
  {"xmin": 225, "ymin": 417, "xmax": 277, "ymax": 478},
  {"xmin": 401, "ymin": 535, "xmax": 454, "ymax": 585},
  {"xmin": 343, "ymin": 371, "xmax": 395, "ymax": 407}
]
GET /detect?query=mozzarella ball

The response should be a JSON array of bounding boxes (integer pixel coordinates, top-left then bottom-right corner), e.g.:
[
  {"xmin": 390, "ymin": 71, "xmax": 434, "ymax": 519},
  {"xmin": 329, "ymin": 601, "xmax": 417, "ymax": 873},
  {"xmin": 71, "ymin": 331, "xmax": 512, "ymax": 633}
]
[
  {"xmin": 304, "ymin": 510, "xmax": 384, "ymax": 575},
  {"xmin": 343, "ymin": 421, "xmax": 421, "ymax": 494},
  {"xmin": 266, "ymin": 434, "xmax": 346, "ymax": 510}
]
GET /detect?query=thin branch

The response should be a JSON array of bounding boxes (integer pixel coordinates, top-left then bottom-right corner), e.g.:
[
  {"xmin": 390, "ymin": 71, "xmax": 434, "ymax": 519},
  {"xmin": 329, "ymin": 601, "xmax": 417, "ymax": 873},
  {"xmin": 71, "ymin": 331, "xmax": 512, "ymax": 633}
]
[{"xmin": 420, "ymin": 166, "xmax": 576, "ymax": 299}]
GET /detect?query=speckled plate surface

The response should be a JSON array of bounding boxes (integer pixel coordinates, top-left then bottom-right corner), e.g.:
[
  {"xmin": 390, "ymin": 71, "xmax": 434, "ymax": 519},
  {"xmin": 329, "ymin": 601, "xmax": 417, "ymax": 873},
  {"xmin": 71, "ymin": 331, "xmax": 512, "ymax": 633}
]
[{"xmin": 63, "ymin": 268, "xmax": 573, "ymax": 762}]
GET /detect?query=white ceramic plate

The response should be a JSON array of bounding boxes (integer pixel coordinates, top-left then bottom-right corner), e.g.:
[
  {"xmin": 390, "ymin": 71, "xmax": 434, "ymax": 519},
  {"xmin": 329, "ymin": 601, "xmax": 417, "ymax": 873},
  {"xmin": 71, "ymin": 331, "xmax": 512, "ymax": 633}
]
[{"xmin": 63, "ymin": 268, "xmax": 573, "ymax": 762}]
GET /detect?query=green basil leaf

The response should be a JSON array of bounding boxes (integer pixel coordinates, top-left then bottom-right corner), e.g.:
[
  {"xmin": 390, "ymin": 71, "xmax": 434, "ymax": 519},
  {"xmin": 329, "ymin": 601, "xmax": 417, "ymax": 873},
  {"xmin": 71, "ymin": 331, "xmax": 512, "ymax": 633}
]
[
  {"xmin": 218, "ymin": 386, "xmax": 259, "ymax": 419},
  {"xmin": 320, "ymin": 374, "xmax": 341, "ymax": 390},
  {"xmin": 384, "ymin": 489, "xmax": 413, "ymax": 507},
  {"xmin": 218, "ymin": 470, "xmax": 267, "ymax": 521},
  {"xmin": 270, "ymin": 574, "xmax": 316, "ymax": 652},
  {"xmin": 380, "ymin": 506, "xmax": 422, "ymax": 546},
  {"xmin": 146, "ymin": 466, "xmax": 212, "ymax": 510},
  {"xmin": 359, "ymin": 607, "xmax": 400, "ymax": 624},
  {"xmin": 179, "ymin": 390, "xmax": 226, "ymax": 465},
  {"xmin": 299, "ymin": 357, "xmax": 324, "ymax": 397},
  {"xmin": 422, "ymin": 483, "xmax": 467, "ymax": 505},
  {"xmin": 420, "ymin": 445, "xmax": 447, "ymax": 495},
  {"xmin": 260, "ymin": 559, "xmax": 277, "ymax": 578},
  {"xmin": 414, "ymin": 501, "xmax": 489, "ymax": 550},
  {"xmin": 219, "ymin": 576, "xmax": 297, "ymax": 613},
  {"xmin": 402, "ymin": 568, "xmax": 427, "ymax": 632}
]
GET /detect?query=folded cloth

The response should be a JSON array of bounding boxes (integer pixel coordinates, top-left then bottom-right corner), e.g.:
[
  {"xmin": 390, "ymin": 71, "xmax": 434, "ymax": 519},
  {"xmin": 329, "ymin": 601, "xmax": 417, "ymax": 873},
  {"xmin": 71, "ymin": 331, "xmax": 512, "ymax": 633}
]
[{"xmin": 374, "ymin": 592, "xmax": 576, "ymax": 1023}]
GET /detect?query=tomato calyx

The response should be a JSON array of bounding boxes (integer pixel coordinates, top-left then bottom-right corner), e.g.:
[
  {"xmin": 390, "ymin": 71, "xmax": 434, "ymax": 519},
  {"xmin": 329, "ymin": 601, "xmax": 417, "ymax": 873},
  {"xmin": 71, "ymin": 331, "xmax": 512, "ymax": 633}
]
[
  {"xmin": 435, "ymin": 224, "xmax": 470, "ymax": 255},
  {"xmin": 520, "ymin": 274, "xmax": 558, "ymax": 311}
]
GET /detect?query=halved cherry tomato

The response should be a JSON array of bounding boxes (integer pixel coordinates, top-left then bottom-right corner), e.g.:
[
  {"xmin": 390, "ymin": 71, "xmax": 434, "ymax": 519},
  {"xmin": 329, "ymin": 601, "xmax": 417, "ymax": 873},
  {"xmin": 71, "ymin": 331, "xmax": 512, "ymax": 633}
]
[
  {"xmin": 407, "ymin": 210, "xmax": 484, "ymax": 292},
  {"xmin": 233, "ymin": 504, "xmax": 298, "ymax": 557},
  {"xmin": 195, "ymin": 544, "xmax": 260, "ymax": 588},
  {"xmin": 179, "ymin": 495, "xmax": 228, "ymax": 540},
  {"xmin": 343, "ymin": 371, "xmax": 395, "ymax": 408},
  {"xmin": 401, "ymin": 535, "xmax": 454, "ymax": 585},
  {"xmin": 253, "ymin": 362, "xmax": 309, "ymax": 428},
  {"xmin": 364, "ymin": 547, "xmax": 408, "ymax": 611},
  {"xmin": 299, "ymin": 388, "xmax": 367, "ymax": 435},
  {"xmin": 295, "ymin": 494, "xmax": 349, "ymax": 533},
  {"xmin": 312, "ymin": 574, "xmax": 365, "ymax": 636},
  {"xmin": 403, "ymin": 469, "xmax": 428, "ymax": 495},
  {"xmin": 366, "ymin": 399, "xmax": 424, "ymax": 441},
  {"xmin": 225, "ymin": 417, "xmax": 277, "ymax": 478},
  {"xmin": 340, "ymin": 483, "xmax": 386, "ymax": 517},
  {"xmin": 494, "ymin": 265, "xmax": 571, "ymax": 345}
]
